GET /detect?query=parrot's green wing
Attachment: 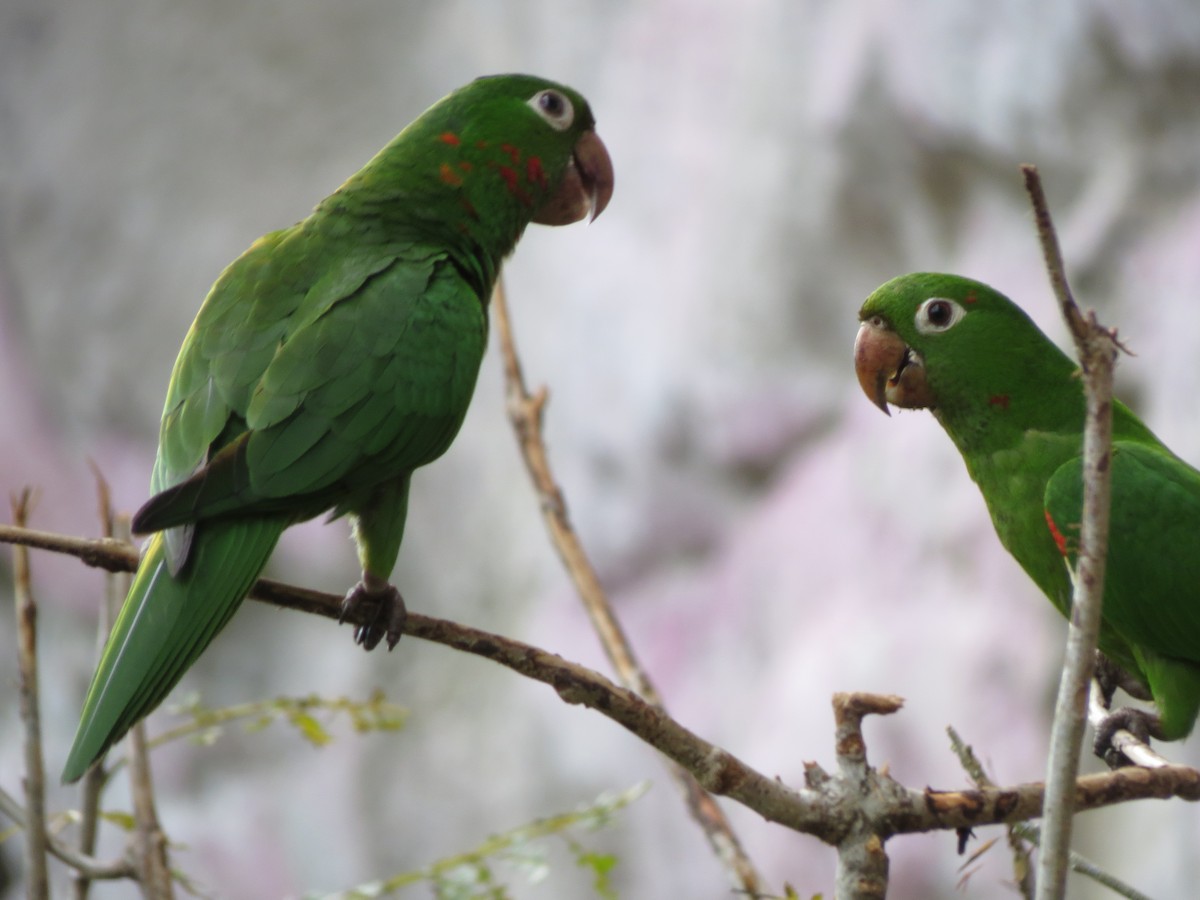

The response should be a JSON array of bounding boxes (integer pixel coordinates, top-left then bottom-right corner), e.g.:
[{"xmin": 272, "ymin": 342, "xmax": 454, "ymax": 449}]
[
  {"xmin": 137, "ymin": 243, "xmax": 485, "ymax": 540},
  {"xmin": 1045, "ymin": 442, "xmax": 1200, "ymax": 738},
  {"xmin": 63, "ymin": 73, "xmax": 614, "ymax": 782}
]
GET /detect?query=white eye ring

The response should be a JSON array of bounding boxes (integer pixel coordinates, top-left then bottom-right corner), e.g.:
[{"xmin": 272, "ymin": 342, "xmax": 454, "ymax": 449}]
[
  {"xmin": 527, "ymin": 89, "xmax": 574, "ymax": 131},
  {"xmin": 915, "ymin": 297, "xmax": 966, "ymax": 334}
]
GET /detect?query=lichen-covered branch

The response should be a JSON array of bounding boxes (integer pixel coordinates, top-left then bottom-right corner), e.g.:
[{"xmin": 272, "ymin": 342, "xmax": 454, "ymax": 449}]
[{"xmin": 830, "ymin": 694, "xmax": 902, "ymax": 900}]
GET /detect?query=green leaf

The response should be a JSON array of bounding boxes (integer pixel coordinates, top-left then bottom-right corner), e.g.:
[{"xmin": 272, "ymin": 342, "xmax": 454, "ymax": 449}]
[
  {"xmin": 572, "ymin": 849, "xmax": 617, "ymax": 899},
  {"xmin": 99, "ymin": 810, "xmax": 137, "ymax": 832},
  {"xmin": 289, "ymin": 710, "xmax": 334, "ymax": 746}
]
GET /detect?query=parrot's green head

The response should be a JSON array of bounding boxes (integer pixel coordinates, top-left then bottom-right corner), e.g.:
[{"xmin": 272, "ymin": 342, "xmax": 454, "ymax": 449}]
[
  {"xmin": 440, "ymin": 73, "xmax": 613, "ymax": 225},
  {"xmin": 346, "ymin": 73, "xmax": 613, "ymax": 255},
  {"xmin": 854, "ymin": 273, "xmax": 1079, "ymax": 438}
]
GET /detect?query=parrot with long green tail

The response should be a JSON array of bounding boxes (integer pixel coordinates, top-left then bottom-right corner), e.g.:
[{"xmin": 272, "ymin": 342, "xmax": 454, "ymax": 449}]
[
  {"xmin": 62, "ymin": 74, "xmax": 614, "ymax": 783},
  {"xmin": 854, "ymin": 272, "xmax": 1200, "ymax": 759}
]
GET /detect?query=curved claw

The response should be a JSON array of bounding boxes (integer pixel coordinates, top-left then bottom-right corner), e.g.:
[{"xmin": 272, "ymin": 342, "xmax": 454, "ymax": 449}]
[
  {"xmin": 341, "ymin": 580, "xmax": 408, "ymax": 651},
  {"xmin": 1093, "ymin": 653, "xmax": 1153, "ymax": 706},
  {"xmin": 1093, "ymin": 706, "xmax": 1162, "ymax": 769}
]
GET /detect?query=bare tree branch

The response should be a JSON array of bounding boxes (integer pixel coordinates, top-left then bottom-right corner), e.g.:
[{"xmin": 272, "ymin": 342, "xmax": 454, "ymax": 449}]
[
  {"xmin": 3, "ymin": 520, "xmax": 1197, "ymax": 862},
  {"xmin": 73, "ymin": 466, "xmax": 118, "ymax": 900},
  {"xmin": 127, "ymin": 719, "xmax": 174, "ymax": 899},
  {"xmin": 11, "ymin": 489, "xmax": 50, "ymax": 900},
  {"xmin": 491, "ymin": 277, "xmax": 767, "ymax": 896},
  {"xmin": 1022, "ymin": 163, "xmax": 1120, "ymax": 900}
]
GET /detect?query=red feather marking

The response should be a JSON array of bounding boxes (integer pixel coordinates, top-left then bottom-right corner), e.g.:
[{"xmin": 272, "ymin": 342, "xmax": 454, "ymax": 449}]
[
  {"xmin": 438, "ymin": 131, "xmax": 462, "ymax": 146},
  {"xmin": 494, "ymin": 164, "xmax": 518, "ymax": 191},
  {"xmin": 1045, "ymin": 510, "xmax": 1069, "ymax": 557},
  {"xmin": 500, "ymin": 143, "xmax": 522, "ymax": 164},
  {"xmin": 988, "ymin": 394, "xmax": 1011, "ymax": 410},
  {"xmin": 476, "ymin": 140, "xmax": 489, "ymax": 149},
  {"xmin": 439, "ymin": 162, "xmax": 464, "ymax": 187},
  {"xmin": 526, "ymin": 155, "xmax": 546, "ymax": 188},
  {"xmin": 458, "ymin": 161, "xmax": 473, "ymax": 172},
  {"xmin": 964, "ymin": 290, "xmax": 979, "ymax": 304},
  {"xmin": 491, "ymin": 163, "xmax": 531, "ymax": 206}
]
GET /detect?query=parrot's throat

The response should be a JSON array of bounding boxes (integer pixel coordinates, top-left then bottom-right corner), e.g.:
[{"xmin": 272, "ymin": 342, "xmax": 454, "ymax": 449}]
[{"xmin": 446, "ymin": 252, "xmax": 499, "ymax": 309}]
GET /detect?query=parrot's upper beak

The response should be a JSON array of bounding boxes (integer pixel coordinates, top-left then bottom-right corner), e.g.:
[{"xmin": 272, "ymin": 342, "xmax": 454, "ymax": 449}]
[
  {"xmin": 854, "ymin": 316, "xmax": 933, "ymax": 414},
  {"xmin": 533, "ymin": 130, "xmax": 614, "ymax": 226}
]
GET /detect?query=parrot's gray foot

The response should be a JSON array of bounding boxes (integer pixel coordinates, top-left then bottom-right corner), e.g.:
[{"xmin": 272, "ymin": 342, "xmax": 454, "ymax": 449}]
[
  {"xmin": 1093, "ymin": 707, "xmax": 1162, "ymax": 768},
  {"xmin": 1093, "ymin": 653, "xmax": 1153, "ymax": 706},
  {"xmin": 340, "ymin": 578, "xmax": 407, "ymax": 652}
]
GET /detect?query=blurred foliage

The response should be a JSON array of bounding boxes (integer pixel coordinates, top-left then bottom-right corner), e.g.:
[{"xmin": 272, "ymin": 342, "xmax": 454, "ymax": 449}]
[
  {"xmin": 79, "ymin": 690, "xmax": 406, "ymax": 788},
  {"xmin": 313, "ymin": 782, "xmax": 649, "ymax": 899},
  {"xmin": 157, "ymin": 689, "xmax": 406, "ymax": 752}
]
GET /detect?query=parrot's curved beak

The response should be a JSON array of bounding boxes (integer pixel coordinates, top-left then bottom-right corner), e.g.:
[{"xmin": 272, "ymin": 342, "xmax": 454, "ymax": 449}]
[
  {"xmin": 533, "ymin": 130, "xmax": 614, "ymax": 226},
  {"xmin": 854, "ymin": 316, "xmax": 933, "ymax": 414}
]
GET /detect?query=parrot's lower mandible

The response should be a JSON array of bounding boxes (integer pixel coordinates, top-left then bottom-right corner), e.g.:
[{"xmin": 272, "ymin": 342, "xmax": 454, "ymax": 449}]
[
  {"xmin": 62, "ymin": 74, "xmax": 614, "ymax": 783},
  {"xmin": 854, "ymin": 272, "xmax": 1200, "ymax": 760}
]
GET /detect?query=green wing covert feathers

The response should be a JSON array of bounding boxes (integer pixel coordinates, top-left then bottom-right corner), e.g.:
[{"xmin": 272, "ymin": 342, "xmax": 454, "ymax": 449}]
[
  {"xmin": 855, "ymin": 272, "xmax": 1200, "ymax": 751},
  {"xmin": 62, "ymin": 74, "xmax": 614, "ymax": 783}
]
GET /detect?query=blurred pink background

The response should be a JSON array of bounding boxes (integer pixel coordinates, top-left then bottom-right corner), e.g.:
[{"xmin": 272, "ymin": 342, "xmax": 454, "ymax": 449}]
[{"xmin": 3, "ymin": 1, "xmax": 1200, "ymax": 896}]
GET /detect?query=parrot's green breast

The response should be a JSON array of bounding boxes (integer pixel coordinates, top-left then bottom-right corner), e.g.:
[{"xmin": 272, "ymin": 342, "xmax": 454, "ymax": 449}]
[{"xmin": 967, "ymin": 426, "xmax": 1144, "ymax": 675}]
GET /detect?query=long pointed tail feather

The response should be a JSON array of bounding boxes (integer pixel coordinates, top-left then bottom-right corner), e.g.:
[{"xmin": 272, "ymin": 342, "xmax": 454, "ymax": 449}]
[{"xmin": 62, "ymin": 516, "xmax": 287, "ymax": 782}]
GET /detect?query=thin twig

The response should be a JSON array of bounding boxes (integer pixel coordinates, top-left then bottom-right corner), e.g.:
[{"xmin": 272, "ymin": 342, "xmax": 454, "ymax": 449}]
[
  {"xmin": 127, "ymin": 721, "xmax": 174, "ymax": 899},
  {"xmin": 490, "ymin": 278, "xmax": 659, "ymax": 698},
  {"xmin": 949, "ymin": 727, "xmax": 1152, "ymax": 900},
  {"xmin": 490, "ymin": 277, "xmax": 767, "ymax": 896},
  {"xmin": 11, "ymin": 488, "xmax": 50, "ymax": 900},
  {"xmin": 948, "ymin": 727, "xmax": 1034, "ymax": 899},
  {"xmin": 73, "ymin": 467, "xmax": 118, "ymax": 900},
  {"xmin": 0, "ymin": 786, "xmax": 137, "ymax": 881},
  {"xmin": 1009, "ymin": 821, "xmax": 1154, "ymax": 900},
  {"xmin": 1022, "ymin": 163, "xmax": 1119, "ymax": 900},
  {"xmin": 3, "ymin": 524, "xmax": 1200, "ymax": 843}
]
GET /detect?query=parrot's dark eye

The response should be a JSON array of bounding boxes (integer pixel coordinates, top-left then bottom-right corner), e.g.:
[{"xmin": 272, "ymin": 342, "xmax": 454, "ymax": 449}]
[
  {"xmin": 915, "ymin": 297, "xmax": 966, "ymax": 334},
  {"xmin": 927, "ymin": 301, "xmax": 951, "ymax": 325},
  {"xmin": 528, "ymin": 89, "xmax": 575, "ymax": 131}
]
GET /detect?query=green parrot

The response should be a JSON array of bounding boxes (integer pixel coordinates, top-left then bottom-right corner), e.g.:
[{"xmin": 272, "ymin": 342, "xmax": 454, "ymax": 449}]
[
  {"xmin": 62, "ymin": 74, "xmax": 614, "ymax": 783},
  {"xmin": 854, "ymin": 272, "xmax": 1200, "ymax": 755}
]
